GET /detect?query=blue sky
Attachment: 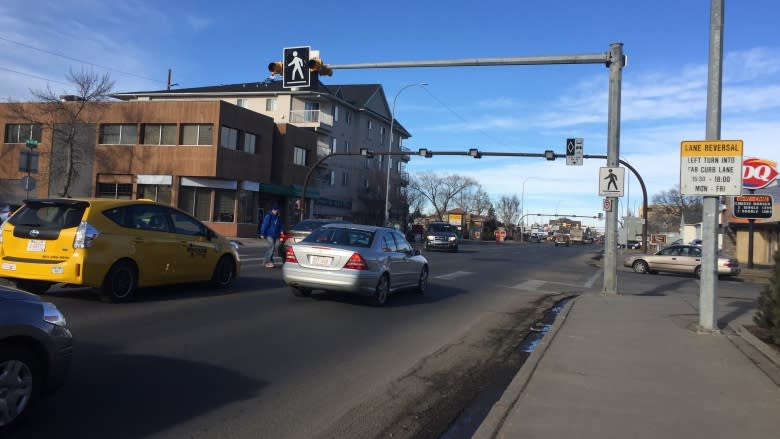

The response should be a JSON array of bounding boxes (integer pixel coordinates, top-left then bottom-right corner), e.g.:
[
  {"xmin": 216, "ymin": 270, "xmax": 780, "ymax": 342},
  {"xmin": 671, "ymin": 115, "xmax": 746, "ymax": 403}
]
[{"xmin": 2, "ymin": 0, "xmax": 778, "ymax": 229}]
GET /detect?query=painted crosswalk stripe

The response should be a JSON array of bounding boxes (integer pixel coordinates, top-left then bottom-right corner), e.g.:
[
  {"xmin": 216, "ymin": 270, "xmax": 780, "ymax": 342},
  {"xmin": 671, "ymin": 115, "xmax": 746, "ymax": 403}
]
[{"xmin": 435, "ymin": 271, "xmax": 473, "ymax": 280}]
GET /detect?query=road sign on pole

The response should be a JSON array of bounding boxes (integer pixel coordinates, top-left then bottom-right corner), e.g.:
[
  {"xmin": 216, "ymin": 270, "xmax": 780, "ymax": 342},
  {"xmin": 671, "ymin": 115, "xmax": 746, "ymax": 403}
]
[
  {"xmin": 566, "ymin": 138, "xmax": 583, "ymax": 166},
  {"xmin": 598, "ymin": 167, "xmax": 624, "ymax": 196},
  {"xmin": 283, "ymin": 46, "xmax": 311, "ymax": 88},
  {"xmin": 679, "ymin": 140, "xmax": 743, "ymax": 196}
]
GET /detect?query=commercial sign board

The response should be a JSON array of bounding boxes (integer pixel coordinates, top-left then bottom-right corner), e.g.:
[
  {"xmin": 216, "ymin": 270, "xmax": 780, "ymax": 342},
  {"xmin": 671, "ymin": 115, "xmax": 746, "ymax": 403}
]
[
  {"xmin": 680, "ymin": 140, "xmax": 743, "ymax": 196},
  {"xmin": 742, "ymin": 158, "xmax": 778, "ymax": 190},
  {"xmin": 733, "ymin": 195, "xmax": 773, "ymax": 219}
]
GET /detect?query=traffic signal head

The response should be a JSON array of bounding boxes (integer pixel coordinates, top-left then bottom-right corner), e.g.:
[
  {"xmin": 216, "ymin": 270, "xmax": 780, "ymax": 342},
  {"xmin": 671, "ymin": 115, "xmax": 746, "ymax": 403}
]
[
  {"xmin": 308, "ymin": 58, "xmax": 333, "ymax": 76},
  {"xmin": 268, "ymin": 62, "xmax": 283, "ymax": 75}
]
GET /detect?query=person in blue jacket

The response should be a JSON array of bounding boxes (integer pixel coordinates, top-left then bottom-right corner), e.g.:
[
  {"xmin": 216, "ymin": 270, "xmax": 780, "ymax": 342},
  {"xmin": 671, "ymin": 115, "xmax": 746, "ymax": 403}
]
[{"xmin": 259, "ymin": 203, "xmax": 284, "ymax": 267}]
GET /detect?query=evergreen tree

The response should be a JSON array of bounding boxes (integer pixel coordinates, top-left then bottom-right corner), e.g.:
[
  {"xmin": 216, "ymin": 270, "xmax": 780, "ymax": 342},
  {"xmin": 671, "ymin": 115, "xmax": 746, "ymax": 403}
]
[{"xmin": 754, "ymin": 249, "xmax": 780, "ymax": 344}]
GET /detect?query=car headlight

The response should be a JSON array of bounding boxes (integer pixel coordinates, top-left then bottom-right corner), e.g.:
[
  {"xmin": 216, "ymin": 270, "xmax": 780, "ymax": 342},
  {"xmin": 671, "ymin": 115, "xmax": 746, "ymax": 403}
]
[
  {"xmin": 43, "ymin": 302, "xmax": 67, "ymax": 327},
  {"xmin": 448, "ymin": 236, "xmax": 456, "ymax": 242},
  {"xmin": 426, "ymin": 235, "xmax": 435, "ymax": 241},
  {"xmin": 229, "ymin": 240, "xmax": 240, "ymax": 250}
]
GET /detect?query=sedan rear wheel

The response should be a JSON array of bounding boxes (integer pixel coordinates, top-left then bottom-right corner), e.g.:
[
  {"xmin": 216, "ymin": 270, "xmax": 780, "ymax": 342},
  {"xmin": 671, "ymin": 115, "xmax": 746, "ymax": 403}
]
[
  {"xmin": 370, "ymin": 274, "xmax": 389, "ymax": 306},
  {"xmin": 416, "ymin": 267, "xmax": 429, "ymax": 294},
  {"xmin": 0, "ymin": 346, "xmax": 38, "ymax": 429},
  {"xmin": 694, "ymin": 265, "xmax": 702, "ymax": 278},
  {"xmin": 632, "ymin": 260, "xmax": 649, "ymax": 274},
  {"xmin": 291, "ymin": 287, "xmax": 311, "ymax": 297}
]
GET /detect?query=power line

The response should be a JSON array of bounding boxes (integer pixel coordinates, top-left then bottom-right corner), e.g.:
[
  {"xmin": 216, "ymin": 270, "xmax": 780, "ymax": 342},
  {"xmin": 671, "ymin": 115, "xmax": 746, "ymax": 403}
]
[
  {"xmin": 0, "ymin": 34, "xmax": 165, "ymax": 85},
  {"xmin": 420, "ymin": 87, "xmax": 513, "ymax": 148},
  {"xmin": 0, "ymin": 66, "xmax": 69, "ymax": 86}
]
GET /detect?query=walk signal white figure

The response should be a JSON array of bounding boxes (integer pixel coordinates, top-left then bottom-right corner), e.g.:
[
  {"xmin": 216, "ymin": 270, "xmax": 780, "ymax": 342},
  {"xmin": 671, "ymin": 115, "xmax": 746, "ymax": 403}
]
[{"xmin": 288, "ymin": 51, "xmax": 305, "ymax": 81}]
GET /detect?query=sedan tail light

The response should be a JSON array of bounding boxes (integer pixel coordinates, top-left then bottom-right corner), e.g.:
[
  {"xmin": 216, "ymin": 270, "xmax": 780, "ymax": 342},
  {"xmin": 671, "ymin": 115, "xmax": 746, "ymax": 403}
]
[
  {"xmin": 285, "ymin": 246, "xmax": 299, "ymax": 263},
  {"xmin": 280, "ymin": 231, "xmax": 291, "ymax": 242},
  {"xmin": 343, "ymin": 252, "xmax": 368, "ymax": 270}
]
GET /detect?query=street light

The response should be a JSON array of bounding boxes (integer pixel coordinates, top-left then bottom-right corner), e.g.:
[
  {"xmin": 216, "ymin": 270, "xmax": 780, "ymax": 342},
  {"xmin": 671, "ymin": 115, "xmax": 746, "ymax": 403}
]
[
  {"xmin": 520, "ymin": 176, "xmax": 539, "ymax": 242},
  {"xmin": 385, "ymin": 82, "xmax": 428, "ymax": 226}
]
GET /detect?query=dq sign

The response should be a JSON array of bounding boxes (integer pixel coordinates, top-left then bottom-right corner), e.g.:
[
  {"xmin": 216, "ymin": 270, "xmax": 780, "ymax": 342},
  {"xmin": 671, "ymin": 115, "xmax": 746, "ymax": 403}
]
[{"xmin": 743, "ymin": 158, "xmax": 778, "ymax": 190}]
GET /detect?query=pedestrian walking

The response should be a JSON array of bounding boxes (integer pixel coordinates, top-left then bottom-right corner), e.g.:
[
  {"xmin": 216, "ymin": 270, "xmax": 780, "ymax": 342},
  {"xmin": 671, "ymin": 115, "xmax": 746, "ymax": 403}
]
[{"xmin": 258, "ymin": 204, "xmax": 284, "ymax": 268}]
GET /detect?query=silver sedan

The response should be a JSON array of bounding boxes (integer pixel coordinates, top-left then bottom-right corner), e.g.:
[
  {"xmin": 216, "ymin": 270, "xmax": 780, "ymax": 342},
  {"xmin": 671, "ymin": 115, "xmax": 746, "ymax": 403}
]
[
  {"xmin": 623, "ymin": 244, "xmax": 740, "ymax": 278},
  {"xmin": 282, "ymin": 224, "xmax": 429, "ymax": 306}
]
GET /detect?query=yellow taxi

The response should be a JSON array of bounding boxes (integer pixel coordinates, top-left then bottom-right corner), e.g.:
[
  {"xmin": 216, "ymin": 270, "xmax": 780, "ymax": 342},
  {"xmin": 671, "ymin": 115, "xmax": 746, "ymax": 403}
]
[{"xmin": 0, "ymin": 198, "xmax": 240, "ymax": 302}]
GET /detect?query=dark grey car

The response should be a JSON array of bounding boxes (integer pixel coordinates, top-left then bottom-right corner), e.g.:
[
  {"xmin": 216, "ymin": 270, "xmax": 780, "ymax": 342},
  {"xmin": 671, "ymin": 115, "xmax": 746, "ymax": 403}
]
[{"xmin": 0, "ymin": 285, "xmax": 73, "ymax": 430}]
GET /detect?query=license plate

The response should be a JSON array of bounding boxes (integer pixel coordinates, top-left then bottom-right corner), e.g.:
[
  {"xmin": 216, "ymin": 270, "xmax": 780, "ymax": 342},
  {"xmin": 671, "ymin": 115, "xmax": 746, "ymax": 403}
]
[
  {"xmin": 309, "ymin": 255, "xmax": 333, "ymax": 266},
  {"xmin": 27, "ymin": 239, "xmax": 46, "ymax": 252},
  {"xmin": 51, "ymin": 266, "xmax": 64, "ymax": 274},
  {"xmin": 1, "ymin": 262, "xmax": 16, "ymax": 271}
]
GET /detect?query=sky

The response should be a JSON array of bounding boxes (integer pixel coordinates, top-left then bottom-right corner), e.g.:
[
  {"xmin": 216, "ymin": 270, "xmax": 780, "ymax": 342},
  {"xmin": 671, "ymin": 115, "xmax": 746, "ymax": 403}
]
[{"xmin": 1, "ymin": 0, "xmax": 778, "ymax": 230}]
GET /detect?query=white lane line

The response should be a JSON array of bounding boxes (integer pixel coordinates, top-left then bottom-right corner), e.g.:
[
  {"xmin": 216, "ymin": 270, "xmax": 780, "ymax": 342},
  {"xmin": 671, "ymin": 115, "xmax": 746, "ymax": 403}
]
[
  {"xmin": 435, "ymin": 271, "xmax": 473, "ymax": 280},
  {"xmin": 240, "ymin": 257, "xmax": 264, "ymax": 262},
  {"xmin": 585, "ymin": 269, "xmax": 602, "ymax": 288},
  {"xmin": 511, "ymin": 280, "xmax": 546, "ymax": 290}
]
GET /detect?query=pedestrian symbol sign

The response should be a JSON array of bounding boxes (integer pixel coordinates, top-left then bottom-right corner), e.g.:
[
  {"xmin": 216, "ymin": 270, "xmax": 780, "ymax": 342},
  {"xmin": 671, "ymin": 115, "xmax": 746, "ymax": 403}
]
[
  {"xmin": 598, "ymin": 167, "xmax": 625, "ymax": 197},
  {"xmin": 283, "ymin": 46, "xmax": 310, "ymax": 88}
]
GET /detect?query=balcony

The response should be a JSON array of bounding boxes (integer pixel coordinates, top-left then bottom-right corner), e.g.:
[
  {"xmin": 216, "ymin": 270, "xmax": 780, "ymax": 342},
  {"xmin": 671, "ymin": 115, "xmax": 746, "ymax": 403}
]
[
  {"xmin": 399, "ymin": 171, "xmax": 410, "ymax": 187},
  {"xmin": 289, "ymin": 110, "xmax": 333, "ymax": 129},
  {"xmin": 401, "ymin": 147, "xmax": 411, "ymax": 163}
]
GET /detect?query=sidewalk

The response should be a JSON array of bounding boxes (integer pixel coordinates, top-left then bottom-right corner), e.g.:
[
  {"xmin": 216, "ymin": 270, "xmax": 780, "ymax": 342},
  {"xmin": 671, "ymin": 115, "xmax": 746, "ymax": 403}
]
[{"xmin": 474, "ymin": 287, "xmax": 780, "ymax": 439}]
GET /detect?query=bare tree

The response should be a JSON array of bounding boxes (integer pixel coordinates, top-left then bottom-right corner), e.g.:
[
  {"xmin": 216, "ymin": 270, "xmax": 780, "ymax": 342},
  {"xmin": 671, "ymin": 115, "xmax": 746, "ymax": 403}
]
[
  {"xmin": 409, "ymin": 171, "xmax": 477, "ymax": 220},
  {"xmin": 455, "ymin": 184, "xmax": 492, "ymax": 216},
  {"xmin": 8, "ymin": 68, "xmax": 114, "ymax": 197},
  {"xmin": 649, "ymin": 185, "xmax": 703, "ymax": 233},
  {"xmin": 496, "ymin": 194, "xmax": 520, "ymax": 229}
]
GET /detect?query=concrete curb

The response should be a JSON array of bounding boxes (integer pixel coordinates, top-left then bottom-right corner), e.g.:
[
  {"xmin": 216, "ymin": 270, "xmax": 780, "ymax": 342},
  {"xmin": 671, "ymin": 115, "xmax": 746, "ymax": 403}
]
[
  {"xmin": 472, "ymin": 296, "xmax": 578, "ymax": 439},
  {"xmin": 728, "ymin": 321, "xmax": 780, "ymax": 368}
]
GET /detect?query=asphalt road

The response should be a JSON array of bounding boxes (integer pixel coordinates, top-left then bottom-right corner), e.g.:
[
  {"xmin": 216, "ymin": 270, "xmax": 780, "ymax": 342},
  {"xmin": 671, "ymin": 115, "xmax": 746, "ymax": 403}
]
[{"xmin": 8, "ymin": 241, "xmax": 761, "ymax": 439}]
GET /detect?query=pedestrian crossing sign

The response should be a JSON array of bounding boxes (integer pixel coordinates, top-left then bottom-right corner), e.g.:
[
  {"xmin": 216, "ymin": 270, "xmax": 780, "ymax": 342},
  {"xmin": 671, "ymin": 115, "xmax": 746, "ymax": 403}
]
[{"xmin": 598, "ymin": 167, "xmax": 625, "ymax": 197}]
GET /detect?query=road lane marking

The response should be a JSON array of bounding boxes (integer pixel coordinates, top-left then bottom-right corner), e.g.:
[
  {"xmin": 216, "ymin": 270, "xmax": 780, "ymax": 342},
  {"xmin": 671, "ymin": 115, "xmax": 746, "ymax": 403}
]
[
  {"xmin": 511, "ymin": 280, "xmax": 546, "ymax": 290},
  {"xmin": 435, "ymin": 271, "xmax": 473, "ymax": 280},
  {"xmin": 585, "ymin": 269, "xmax": 602, "ymax": 288}
]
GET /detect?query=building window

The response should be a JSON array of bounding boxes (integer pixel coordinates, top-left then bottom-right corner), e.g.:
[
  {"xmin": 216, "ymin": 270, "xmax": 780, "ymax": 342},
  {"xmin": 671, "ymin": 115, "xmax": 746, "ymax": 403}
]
[
  {"xmin": 367, "ymin": 120, "xmax": 373, "ymax": 139},
  {"xmin": 293, "ymin": 146, "xmax": 307, "ymax": 166},
  {"xmin": 180, "ymin": 124, "xmax": 212, "ymax": 145},
  {"xmin": 213, "ymin": 189, "xmax": 235, "ymax": 222},
  {"xmin": 243, "ymin": 133, "xmax": 256, "ymax": 154},
  {"xmin": 344, "ymin": 140, "xmax": 351, "ymax": 152},
  {"xmin": 342, "ymin": 171, "xmax": 349, "ymax": 186},
  {"xmin": 220, "ymin": 126, "xmax": 239, "ymax": 150},
  {"xmin": 237, "ymin": 98, "xmax": 248, "ymax": 108},
  {"xmin": 364, "ymin": 157, "xmax": 370, "ymax": 169},
  {"xmin": 142, "ymin": 124, "xmax": 177, "ymax": 145},
  {"xmin": 99, "ymin": 124, "xmax": 138, "ymax": 145},
  {"xmin": 329, "ymin": 170, "xmax": 335, "ymax": 186},
  {"xmin": 266, "ymin": 98, "xmax": 277, "ymax": 112},
  {"xmin": 397, "ymin": 161, "xmax": 402, "ymax": 172},
  {"xmin": 345, "ymin": 111, "xmax": 352, "ymax": 125},
  {"xmin": 178, "ymin": 186, "xmax": 212, "ymax": 221},
  {"xmin": 137, "ymin": 184, "xmax": 172, "ymax": 205},
  {"xmin": 238, "ymin": 190, "xmax": 258, "ymax": 223},
  {"xmin": 304, "ymin": 101, "xmax": 319, "ymax": 122},
  {"xmin": 334, "ymin": 105, "xmax": 339, "ymax": 122},
  {"xmin": 380, "ymin": 127, "xmax": 386, "ymax": 145},
  {"xmin": 330, "ymin": 137, "xmax": 337, "ymax": 153},
  {"xmin": 96, "ymin": 183, "xmax": 132, "ymax": 199},
  {"xmin": 4, "ymin": 124, "xmax": 42, "ymax": 143}
]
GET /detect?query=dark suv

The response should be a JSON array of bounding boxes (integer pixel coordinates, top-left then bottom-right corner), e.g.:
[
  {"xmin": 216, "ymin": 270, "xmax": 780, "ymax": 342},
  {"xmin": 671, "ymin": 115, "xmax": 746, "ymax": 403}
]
[
  {"xmin": 0, "ymin": 284, "xmax": 73, "ymax": 430},
  {"xmin": 423, "ymin": 222, "xmax": 459, "ymax": 252}
]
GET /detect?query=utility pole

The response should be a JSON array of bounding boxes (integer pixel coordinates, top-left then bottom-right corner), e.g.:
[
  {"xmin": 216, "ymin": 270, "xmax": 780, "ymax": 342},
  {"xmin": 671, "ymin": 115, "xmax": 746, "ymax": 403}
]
[
  {"xmin": 602, "ymin": 42, "xmax": 626, "ymax": 296},
  {"xmin": 699, "ymin": 0, "xmax": 724, "ymax": 333}
]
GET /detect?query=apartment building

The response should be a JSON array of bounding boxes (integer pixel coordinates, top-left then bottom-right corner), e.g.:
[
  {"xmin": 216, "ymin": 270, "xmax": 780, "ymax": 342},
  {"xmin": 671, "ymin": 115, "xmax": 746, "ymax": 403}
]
[
  {"xmin": 0, "ymin": 99, "xmax": 316, "ymax": 237},
  {"xmin": 112, "ymin": 79, "xmax": 412, "ymax": 225}
]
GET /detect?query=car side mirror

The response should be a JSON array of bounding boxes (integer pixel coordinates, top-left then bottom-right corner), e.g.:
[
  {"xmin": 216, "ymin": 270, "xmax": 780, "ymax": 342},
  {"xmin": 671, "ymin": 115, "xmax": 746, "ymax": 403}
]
[{"xmin": 414, "ymin": 249, "xmax": 421, "ymax": 256}]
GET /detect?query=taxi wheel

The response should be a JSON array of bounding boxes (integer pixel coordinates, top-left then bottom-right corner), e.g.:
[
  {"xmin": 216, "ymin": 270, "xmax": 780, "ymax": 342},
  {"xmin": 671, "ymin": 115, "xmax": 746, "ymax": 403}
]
[
  {"xmin": 14, "ymin": 280, "xmax": 52, "ymax": 295},
  {"xmin": 101, "ymin": 260, "xmax": 137, "ymax": 303},
  {"xmin": 211, "ymin": 256, "xmax": 235, "ymax": 288}
]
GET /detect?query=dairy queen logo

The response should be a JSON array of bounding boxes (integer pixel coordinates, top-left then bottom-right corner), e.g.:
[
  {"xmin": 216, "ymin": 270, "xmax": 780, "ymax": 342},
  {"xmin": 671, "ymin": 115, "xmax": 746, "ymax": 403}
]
[{"xmin": 742, "ymin": 158, "xmax": 778, "ymax": 190}]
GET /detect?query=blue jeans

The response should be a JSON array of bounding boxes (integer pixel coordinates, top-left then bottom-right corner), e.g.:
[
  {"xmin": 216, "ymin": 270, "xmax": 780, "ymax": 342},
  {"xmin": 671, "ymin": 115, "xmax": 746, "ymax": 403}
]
[{"xmin": 263, "ymin": 236, "xmax": 277, "ymax": 264}]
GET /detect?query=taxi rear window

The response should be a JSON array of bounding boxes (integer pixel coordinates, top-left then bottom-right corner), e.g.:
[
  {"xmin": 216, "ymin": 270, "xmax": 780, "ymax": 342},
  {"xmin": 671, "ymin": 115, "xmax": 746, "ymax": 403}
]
[{"xmin": 8, "ymin": 202, "xmax": 86, "ymax": 229}]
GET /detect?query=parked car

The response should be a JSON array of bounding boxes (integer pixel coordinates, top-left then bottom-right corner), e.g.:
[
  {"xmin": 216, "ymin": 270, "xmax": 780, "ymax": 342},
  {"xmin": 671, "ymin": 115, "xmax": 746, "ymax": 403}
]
[
  {"xmin": 282, "ymin": 224, "xmax": 429, "ymax": 306},
  {"xmin": 423, "ymin": 221, "xmax": 459, "ymax": 252},
  {"xmin": 0, "ymin": 284, "xmax": 73, "ymax": 430},
  {"xmin": 690, "ymin": 239, "xmax": 703, "ymax": 246},
  {"xmin": 554, "ymin": 235, "xmax": 570, "ymax": 247},
  {"xmin": 623, "ymin": 244, "xmax": 740, "ymax": 278},
  {"xmin": 278, "ymin": 219, "xmax": 347, "ymax": 262},
  {"xmin": 0, "ymin": 198, "xmax": 240, "ymax": 302},
  {"xmin": 528, "ymin": 235, "xmax": 542, "ymax": 243}
]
